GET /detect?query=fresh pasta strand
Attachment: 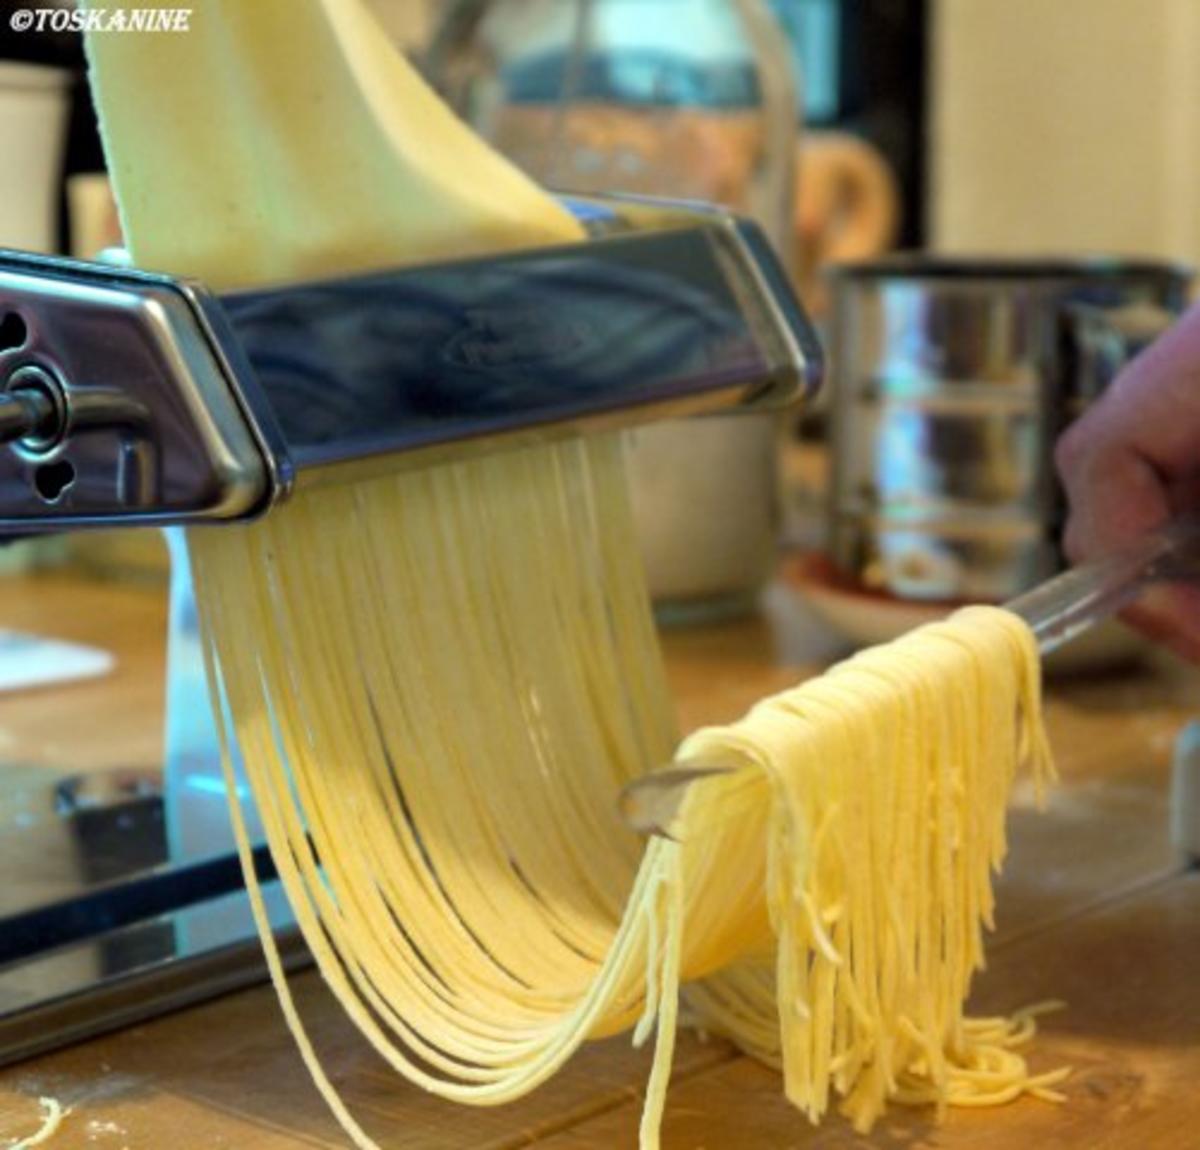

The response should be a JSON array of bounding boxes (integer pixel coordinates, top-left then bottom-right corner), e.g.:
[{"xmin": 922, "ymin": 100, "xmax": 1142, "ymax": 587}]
[
  {"xmin": 190, "ymin": 442, "xmax": 689, "ymax": 1105},
  {"xmin": 84, "ymin": 1, "xmax": 1063, "ymax": 1146},
  {"xmin": 188, "ymin": 497, "xmax": 1061, "ymax": 1143},
  {"xmin": 677, "ymin": 606, "xmax": 1059, "ymax": 1132},
  {"xmin": 9, "ymin": 1097, "xmax": 66, "ymax": 1150}
]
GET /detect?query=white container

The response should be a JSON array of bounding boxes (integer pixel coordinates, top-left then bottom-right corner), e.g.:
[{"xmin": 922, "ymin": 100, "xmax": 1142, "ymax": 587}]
[
  {"xmin": 627, "ymin": 412, "xmax": 782, "ymax": 615},
  {"xmin": 0, "ymin": 61, "xmax": 71, "ymax": 253}
]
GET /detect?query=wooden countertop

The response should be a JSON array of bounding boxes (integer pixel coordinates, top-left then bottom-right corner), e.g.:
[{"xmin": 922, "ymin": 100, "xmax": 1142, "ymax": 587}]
[{"xmin": 1, "ymin": 572, "xmax": 1199, "ymax": 1149}]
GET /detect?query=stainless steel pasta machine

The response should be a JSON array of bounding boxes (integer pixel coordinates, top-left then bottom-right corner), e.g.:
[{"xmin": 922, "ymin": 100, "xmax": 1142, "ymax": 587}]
[
  {"xmin": 0, "ymin": 195, "xmax": 820, "ymax": 532},
  {"xmin": 0, "ymin": 195, "xmax": 823, "ymax": 1064}
]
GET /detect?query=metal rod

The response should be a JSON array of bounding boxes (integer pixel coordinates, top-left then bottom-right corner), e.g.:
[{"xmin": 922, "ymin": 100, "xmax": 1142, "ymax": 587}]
[
  {"xmin": 620, "ymin": 517, "xmax": 1200, "ymax": 835},
  {"xmin": 1005, "ymin": 516, "xmax": 1200, "ymax": 654},
  {"xmin": 0, "ymin": 389, "xmax": 54, "ymax": 445}
]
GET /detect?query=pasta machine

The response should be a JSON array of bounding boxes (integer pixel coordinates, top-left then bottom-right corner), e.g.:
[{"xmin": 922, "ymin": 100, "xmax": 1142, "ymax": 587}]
[
  {"xmin": 0, "ymin": 196, "xmax": 820, "ymax": 532},
  {"xmin": 0, "ymin": 195, "xmax": 822, "ymax": 1063}
]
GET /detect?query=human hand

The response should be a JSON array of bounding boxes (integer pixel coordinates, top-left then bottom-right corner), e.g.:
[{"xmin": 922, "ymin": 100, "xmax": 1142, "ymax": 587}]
[{"xmin": 1056, "ymin": 301, "xmax": 1200, "ymax": 661}]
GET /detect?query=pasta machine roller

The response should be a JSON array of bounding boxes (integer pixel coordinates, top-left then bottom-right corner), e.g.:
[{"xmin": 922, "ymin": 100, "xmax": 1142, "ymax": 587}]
[{"xmin": 0, "ymin": 195, "xmax": 821, "ymax": 534}]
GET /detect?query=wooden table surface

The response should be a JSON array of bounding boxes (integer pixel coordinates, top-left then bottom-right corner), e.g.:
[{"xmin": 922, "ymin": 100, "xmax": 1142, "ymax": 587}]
[{"xmin": 0, "ymin": 573, "xmax": 1198, "ymax": 1149}]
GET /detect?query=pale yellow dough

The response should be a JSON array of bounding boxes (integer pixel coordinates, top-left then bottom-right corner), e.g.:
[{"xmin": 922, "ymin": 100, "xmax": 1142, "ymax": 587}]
[{"xmin": 85, "ymin": 3, "xmax": 1061, "ymax": 1147}]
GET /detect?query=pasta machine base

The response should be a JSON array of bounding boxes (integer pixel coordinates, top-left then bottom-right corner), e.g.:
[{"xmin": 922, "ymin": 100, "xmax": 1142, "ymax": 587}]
[{"xmin": 0, "ymin": 763, "xmax": 308, "ymax": 1068}]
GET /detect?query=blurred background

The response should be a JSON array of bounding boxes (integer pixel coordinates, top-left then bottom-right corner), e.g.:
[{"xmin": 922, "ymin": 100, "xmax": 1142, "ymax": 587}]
[
  {"xmin": 10, "ymin": 0, "xmax": 1200, "ymax": 289},
  {"xmin": 318, "ymin": 0, "xmax": 1200, "ymax": 271}
]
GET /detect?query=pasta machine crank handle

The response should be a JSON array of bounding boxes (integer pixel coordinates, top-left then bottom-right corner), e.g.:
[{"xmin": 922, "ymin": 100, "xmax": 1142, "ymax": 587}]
[{"xmin": 620, "ymin": 515, "xmax": 1200, "ymax": 837}]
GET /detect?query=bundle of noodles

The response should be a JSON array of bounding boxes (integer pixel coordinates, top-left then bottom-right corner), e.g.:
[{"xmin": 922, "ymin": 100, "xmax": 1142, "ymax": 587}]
[{"xmin": 84, "ymin": 3, "xmax": 1063, "ymax": 1146}]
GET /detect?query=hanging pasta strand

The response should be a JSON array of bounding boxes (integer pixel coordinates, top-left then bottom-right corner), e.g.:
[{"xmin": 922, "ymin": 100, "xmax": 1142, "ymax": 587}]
[{"xmin": 679, "ymin": 607, "xmax": 1059, "ymax": 1132}]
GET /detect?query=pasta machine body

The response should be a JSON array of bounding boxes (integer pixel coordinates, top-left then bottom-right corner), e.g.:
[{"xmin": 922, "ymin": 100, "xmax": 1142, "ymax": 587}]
[
  {"xmin": 0, "ymin": 196, "xmax": 821, "ymax": 533},
  {"xmin": 0, "ymin": 195, "xmax": 822, "ymax": 1067}
]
